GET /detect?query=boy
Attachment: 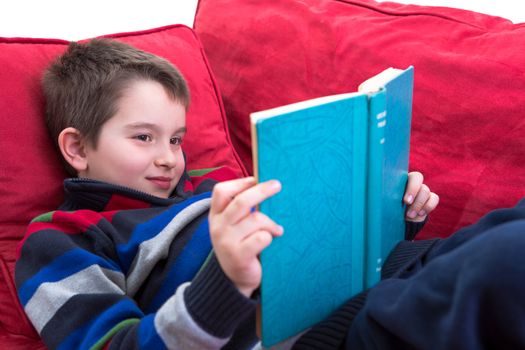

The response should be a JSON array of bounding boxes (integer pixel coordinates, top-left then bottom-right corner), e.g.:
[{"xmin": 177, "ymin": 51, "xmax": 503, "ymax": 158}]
[{"xmin": 15, "ymin": 39, "xmax": 437, "ymax": 349}]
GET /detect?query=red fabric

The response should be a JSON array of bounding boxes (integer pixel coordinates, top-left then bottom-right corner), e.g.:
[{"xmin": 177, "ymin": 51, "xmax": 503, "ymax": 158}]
[
  {"xmin": 0, "ymin": 25, "xmax": 246, "ymax": 348},
  {"xmin": 104, "ymin": 194, "xmax": 154, "ymax": 212},
  {"xmin": 194, "ymin": 0, "xmax": 525, "ymax": 239}
]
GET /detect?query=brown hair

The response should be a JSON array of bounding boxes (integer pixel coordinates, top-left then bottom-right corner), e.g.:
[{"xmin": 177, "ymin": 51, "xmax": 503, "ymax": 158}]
[{"xmin": 43, "ymin": 38, "xmax": 190, "ymax": 175}]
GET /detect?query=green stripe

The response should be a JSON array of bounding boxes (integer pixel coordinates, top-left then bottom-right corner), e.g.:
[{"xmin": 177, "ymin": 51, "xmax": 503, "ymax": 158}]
[
  {"xmin": 195, "ymin": 251, "xmax": 215, "ymax": 276},
  {"xmin": 30, "ymin": 211, "xmax": 55, "ymax": 223},
  {"xmin": 89, "ymin": 318, "xmax": 140, "ymax": 350},
  {"xmin": 188, "ymin": 167, "xmax": 221, "ymax": 177}
]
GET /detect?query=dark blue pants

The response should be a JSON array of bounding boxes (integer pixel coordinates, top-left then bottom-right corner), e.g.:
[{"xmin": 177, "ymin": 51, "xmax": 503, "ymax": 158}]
[{"xmin": 348, "ymin": 205, "xmax": 525, "ymax": 349}]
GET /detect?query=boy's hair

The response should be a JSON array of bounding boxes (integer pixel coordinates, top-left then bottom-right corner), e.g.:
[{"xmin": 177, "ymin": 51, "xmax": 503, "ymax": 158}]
[{"xmin": 43, "ymin": 38, "xmax": 190, "ymax": 175}]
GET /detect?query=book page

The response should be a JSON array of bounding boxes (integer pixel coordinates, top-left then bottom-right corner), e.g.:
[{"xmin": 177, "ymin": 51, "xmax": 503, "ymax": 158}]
[{"xmin": 358, "ymin": 68, "xmax": 402, "ymax": 93}]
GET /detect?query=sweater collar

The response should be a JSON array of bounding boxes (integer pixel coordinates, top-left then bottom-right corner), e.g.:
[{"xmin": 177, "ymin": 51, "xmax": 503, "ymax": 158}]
[{"xmin": 60, "ymin": 172, "xmax": 194, "ymax": 212}]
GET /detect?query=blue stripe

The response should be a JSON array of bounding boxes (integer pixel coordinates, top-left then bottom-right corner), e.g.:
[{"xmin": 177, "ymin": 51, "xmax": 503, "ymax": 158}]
[
  {"xmin": 146, "ymin": 219, "xmax": 212, "ymax": 312},
  {"xmin": 57, "ymin": 299, "xmax": 143, "ymax": 350},
  {"xmin": 18, "ymin": 248, "xmax": 121, "ymax": 306},
  {"xmin": 116, "ymin": 192, "xmax": 212, "ymax": 272},
  {"xmin": 138, "ymin": 314, "xmax": 167, "ymax": 349}
]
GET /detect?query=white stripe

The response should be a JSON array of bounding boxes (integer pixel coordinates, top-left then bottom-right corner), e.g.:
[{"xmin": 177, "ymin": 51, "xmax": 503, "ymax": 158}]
[
  {"xmin": 155, "ymin": 282, "xmax": 228, "ymax": 349},
  {"xmin": 126, "ymin": 198, "xmax": 211, "ymax": 296},
  {"xmin": 25, "ymin": 265, "xmax": 125, "ymax": 333}
]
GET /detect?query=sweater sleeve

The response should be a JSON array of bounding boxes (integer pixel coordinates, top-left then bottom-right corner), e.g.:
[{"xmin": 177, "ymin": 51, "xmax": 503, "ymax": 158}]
[
  {"xmin": 404, "ymin": 217, "xmax": 427, "ymax": 240},
  {"xmin": 15, "ymin": 213, "xmax": 254, "ymax": 350}
]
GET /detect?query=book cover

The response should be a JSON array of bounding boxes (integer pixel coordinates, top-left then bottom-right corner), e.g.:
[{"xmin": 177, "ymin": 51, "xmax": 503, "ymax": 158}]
[{"xmin": 251, "ymin": 66, "xmax": 414, "ymax": 347}]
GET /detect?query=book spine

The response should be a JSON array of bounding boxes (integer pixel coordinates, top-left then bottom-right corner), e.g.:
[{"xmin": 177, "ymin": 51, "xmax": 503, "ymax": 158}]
[
  {"xmin": 365, "ymin": 89, "xmax": 387, "ymax": 288},
  {"xmin": 250, "ymin": 115, "xmax": 260, "ymax": 185}
]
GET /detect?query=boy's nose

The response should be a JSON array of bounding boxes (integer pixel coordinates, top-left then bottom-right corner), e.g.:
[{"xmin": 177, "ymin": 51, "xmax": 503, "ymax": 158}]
[{"xmin": 154, "ymin": 146, "xmax": 177, "ymax": 168}]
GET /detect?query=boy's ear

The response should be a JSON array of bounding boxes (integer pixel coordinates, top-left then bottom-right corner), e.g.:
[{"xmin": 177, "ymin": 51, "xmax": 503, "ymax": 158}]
[{"xmin": 58, "ymin": 127, "xmax": 88, "ymax": 172}]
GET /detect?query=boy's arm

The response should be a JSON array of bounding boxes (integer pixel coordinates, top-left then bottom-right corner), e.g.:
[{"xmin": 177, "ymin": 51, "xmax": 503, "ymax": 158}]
[{"xmin": 15, "ymin": 211, "xmax": 253, "ymax": 350}]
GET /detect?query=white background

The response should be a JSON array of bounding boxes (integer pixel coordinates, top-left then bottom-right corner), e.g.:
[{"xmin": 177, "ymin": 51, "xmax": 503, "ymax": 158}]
[
  {"xmin": 378, "ymin": 0, "xmax": 524, "ymax": 23},
  {"xmin": 0, "ymin": 0, "xmax": 522, "ymax": 40},
  {"xmin": 0, "ymin": 0, "xmax": 198, "ymax": 40}
]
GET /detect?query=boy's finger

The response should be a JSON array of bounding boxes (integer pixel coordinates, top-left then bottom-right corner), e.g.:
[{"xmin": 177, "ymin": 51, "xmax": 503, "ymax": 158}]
[
  {"xmin": 406, "ymin": 192, "xmax": 439, "ymax": 222},
  {"xmin": 234, "ymin": 211, "xmax": 284, "ymax": 241},
  {"xmin": 210, "ymin": 177, "xmax": 256, "ymax": 214},
  {"xmin": 421, "ymin": 192, "xmax": 440, "ymax": 215},
  {"xmin": 240, "ymin": 230, "xmax": 275, "ymax": 259},
  {"xmin": 404, "ymin": 171, "xmax": 423, "ymax": 205},
  {"xmin": 222, "ymin": 180, "xmax": 282, "ymax": 224},
  {"xmin": 406, "ymin": 184, "xmax": 430, "ymax": 219}
]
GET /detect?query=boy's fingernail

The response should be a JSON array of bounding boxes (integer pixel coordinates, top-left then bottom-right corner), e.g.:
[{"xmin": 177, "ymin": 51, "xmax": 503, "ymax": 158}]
[
  {"xmin": 269, "ymin": 180, "xmax": 282, "ymax": 191},
  {"xmin": 418, "ymin": 210, "xmax": 426, "ymax": 217},
  {"xmin": 277, "ymin": 225, "xmax": 284, "ymax": 234},
  {"xmin": 406, "ymin": 195, "xmax": 414, "ymax": 204},
  {"xmin": 407, "ymin": 210, "xmax": 417, "ymax": 219}
]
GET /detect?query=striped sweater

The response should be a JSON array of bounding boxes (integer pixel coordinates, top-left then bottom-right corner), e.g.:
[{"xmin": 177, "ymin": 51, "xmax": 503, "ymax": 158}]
[{"xmin": 15, "ymin": 168, "xmax": 258, "ymax": 350}]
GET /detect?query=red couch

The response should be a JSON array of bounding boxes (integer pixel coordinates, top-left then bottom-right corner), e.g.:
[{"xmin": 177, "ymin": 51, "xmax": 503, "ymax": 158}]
[
  {"xmin": 194, "ymin": 0, "xmax": 525, "ymax": 240},
  {"xmin": 1, "ymin": 0, "xmax": 525, "ymax": 347}
]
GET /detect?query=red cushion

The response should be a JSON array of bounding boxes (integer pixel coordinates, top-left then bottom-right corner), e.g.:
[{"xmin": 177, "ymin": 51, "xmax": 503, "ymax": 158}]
[
  {"xmin": 0, "ymin": 25, "xmax": 246, "ymax": 346},
  {"xmin": 194, "ymin": 0, "xmax": 525, "ymax": 239}
]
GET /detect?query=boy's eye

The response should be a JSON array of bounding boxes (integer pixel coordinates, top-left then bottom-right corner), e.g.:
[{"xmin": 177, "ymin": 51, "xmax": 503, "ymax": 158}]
[
  {"xmin": 170, "ymin": 136, "xmax": 183, "ymax": 145},
  {"xmin": 135, "ymin": 134, "xmax": 152, "ymax": 142}
]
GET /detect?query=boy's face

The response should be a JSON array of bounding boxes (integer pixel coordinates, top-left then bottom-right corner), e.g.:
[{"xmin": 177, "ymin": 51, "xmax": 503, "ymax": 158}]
[{"xmin": 78, "ymin": 80, "xmax": 186, "ymax": 198}]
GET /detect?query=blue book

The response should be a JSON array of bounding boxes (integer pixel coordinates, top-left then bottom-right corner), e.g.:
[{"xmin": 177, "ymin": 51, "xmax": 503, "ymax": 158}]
[{"xmin": 250, "ymin": 66, "xmax": 414, "ymax": 348}]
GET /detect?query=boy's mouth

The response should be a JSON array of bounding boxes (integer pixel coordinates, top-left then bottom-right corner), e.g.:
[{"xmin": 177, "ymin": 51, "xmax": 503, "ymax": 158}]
[{"xmin": 147, "ymin": 176, "xmax": 172, "ymax": 190}]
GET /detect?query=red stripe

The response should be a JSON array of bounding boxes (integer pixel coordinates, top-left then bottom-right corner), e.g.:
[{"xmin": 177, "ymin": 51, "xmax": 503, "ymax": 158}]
[
  {"xmin": 104, "ymin": 194, "xmax": 152, "ymax": 211},
  {"xmin": 17, "ymin": 210, "xmax": 107, "ymax": 259},
  {"xmin": 183, "ymin": 178, "xmax": 194, "ymax": 192}
]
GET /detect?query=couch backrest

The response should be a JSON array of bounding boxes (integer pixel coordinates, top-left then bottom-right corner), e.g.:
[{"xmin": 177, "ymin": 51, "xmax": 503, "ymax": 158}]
[{"xmin": 194, "ymin": 0, "xmax": 525, "ymax": 239}]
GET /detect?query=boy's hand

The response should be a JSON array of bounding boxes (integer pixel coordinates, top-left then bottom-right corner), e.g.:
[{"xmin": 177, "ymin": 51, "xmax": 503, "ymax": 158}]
[
  {"xmin": 404, "ymin": 171, "xmax": 439, "ymax": 222},
  {"xmin": 209, "ymin": 177, "xmax": 283, "ymax": 298}
]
